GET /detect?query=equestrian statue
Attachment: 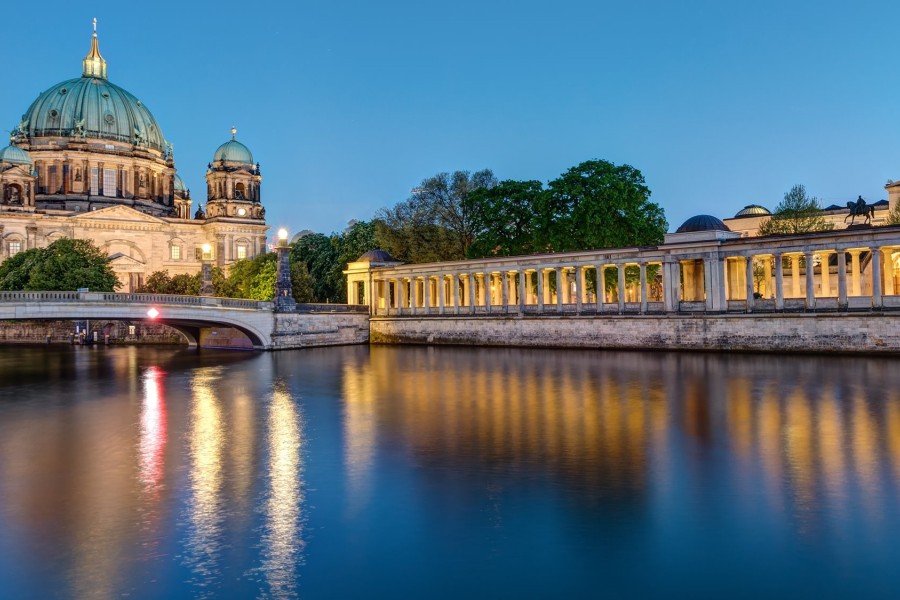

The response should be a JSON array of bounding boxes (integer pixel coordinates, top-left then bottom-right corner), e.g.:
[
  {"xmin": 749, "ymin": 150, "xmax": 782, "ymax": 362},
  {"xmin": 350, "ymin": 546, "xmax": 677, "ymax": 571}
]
[{"xmin": 845, "ymin": 195, "xmax": 875, "ymax": 225}]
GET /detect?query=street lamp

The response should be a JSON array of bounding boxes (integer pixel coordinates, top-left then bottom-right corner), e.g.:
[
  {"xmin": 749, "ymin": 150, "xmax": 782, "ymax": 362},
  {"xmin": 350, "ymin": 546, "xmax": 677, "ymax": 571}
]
[
  {"xmin": 200, "ymin": 242, "xmax": 213, "ymax": 296},
  {"xmin": 274, "ymin": 227, "xmax": 296, "ymax": 311}
]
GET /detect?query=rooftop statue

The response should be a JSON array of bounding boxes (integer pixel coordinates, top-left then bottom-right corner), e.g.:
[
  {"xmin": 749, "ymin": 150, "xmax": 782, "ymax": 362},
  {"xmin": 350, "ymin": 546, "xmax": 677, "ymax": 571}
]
[{"xmin": 846, "ymin": 195, "xmax": 874, "ymax": 226}]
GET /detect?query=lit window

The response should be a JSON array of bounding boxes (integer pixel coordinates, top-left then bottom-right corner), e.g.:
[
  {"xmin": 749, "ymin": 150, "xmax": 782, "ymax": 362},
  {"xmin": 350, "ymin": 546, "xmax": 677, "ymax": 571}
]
[
  {"xmin": 128, "ymin": 325, "xmax": 136, "ymax": 336},
  {"xmin": 8, "ymin": 241, "xmax": 21, "ymax": 256},
  {"xmin": 170, "ymin": 245, "xmax": 181, "ymax": 260},
  {"xmin": 236, "ymin": 245, "xmax": 247, "ymax": 260}
]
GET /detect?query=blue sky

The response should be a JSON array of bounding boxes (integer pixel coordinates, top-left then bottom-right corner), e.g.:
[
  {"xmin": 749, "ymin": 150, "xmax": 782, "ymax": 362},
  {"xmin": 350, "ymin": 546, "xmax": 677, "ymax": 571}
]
[{"xmin": 4, "ymin": 0, "xmax": 900, "ymax": 238}]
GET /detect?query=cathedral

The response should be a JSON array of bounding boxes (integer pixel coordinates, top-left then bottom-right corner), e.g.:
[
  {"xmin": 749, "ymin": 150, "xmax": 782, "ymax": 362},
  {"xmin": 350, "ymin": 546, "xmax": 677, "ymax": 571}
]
[{"xmin": 0, "ymin": 25, "xmax": 269, "ymax": 291}]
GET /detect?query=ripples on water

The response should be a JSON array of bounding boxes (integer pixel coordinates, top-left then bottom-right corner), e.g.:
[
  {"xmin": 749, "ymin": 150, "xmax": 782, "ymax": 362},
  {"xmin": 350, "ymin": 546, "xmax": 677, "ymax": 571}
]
[{"xmin": 0, "ymin": 345, "xmax": 898, "ymax": 598}]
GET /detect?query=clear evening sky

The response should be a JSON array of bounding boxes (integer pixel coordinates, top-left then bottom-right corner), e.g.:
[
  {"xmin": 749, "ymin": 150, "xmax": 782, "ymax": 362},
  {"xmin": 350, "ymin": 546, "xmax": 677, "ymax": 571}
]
[{"xmin": 3, "ymin": 0, "xmax": 899, "ymax": 239}]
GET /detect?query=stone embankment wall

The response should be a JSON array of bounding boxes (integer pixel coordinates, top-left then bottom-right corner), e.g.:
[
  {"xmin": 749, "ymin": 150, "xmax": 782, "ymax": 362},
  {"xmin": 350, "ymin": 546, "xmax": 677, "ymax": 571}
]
[
  {"xmin": 271, "ymin": 312, "xmax": 370, "ymax": 350},
  {"xmin": 0, "ymin": 320, "xmax": 186, "ymax": 345},
  {"xmin": 369, "ymin": 313, "xmax": 900, "ymax": 354}
]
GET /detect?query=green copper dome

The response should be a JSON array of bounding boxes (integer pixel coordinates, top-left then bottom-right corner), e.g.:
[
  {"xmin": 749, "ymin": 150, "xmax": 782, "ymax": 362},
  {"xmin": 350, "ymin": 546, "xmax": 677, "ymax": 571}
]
[
  {"xmin": 174, "ymin": 174, "xmax": 187, "ymax": 193},
  {"xmin": 17, "ymin": 31, "xmax": 166, "ymax": 152},
  {"xmin": 0, "ymin": 144, "xmax": 33, "ymax": 166},
  {"xmin": 213, "ymin": 139, "xmax": 254, "ymax": 164}
]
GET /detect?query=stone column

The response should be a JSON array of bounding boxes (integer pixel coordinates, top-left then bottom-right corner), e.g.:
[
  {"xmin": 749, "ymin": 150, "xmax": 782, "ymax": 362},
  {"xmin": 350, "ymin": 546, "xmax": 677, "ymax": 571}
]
[
  {"xmin": 837, "ymin": 251, "xmax": 848, "ymax": 309},
  {"xmin": 774, "ymin": 253, "xmax": 784, "ymax": 310},
  {"xmin": 555, "ymin": 267, "xmax": 563, "ymax": 311},
  {"xmin": 537, "ymin": 269, "xmax": 545, "ymax": 313},
  {"xmin": 542, "ymin": 269, "xmax": 551, "ymax": 305},
  {"xmin": 745, "ymin": 256, "xmax": 755, "ymax": 312},
  {"xmin": 763, "ymin": 256, "xmax": 772, "ymax": 298},
  {"xmin": 820, "ymin": 252, "xmax": 831, "ymax": 297},
  {"xmin": 597, "ymin": 265, "xmax": 606, "ymax": 312},
  {"xmin": 872, "ymin": 246, "xmax": 883, "ymax": 308},
  {"xmin": 518, "ymin": 271, "xmax": 526, "ymax": 314},
  {"xmin": 453, "ymin": 274, "xmax": 461, "ymax": 315},
  {"xmin": 804, "ymin": 251, "xmax": 816, "ymax": 310},
  {"xmin": 398, "ymin": 278, "xmax": 407, "ymax": 315},
  {"xmin": 790, "ymin": 254, "xmax": 801, "ymax": 298},
  {"xmin": 850, "ymin": 250, "xmax": 861, "ymax": 296},
  {"xmin": 575, "ymin": 266, "xmax": 583, "ymax": 314},
  {"xmin": 662, "ymin": 261, "xmax": 673, "ymax": 311},
  {"xmin": 617, "ymin": 264, "xmax": 626, "ymax": 313},
  {"xmin": 424, "ymin": 277, "xmax": 431, "ymax": 312},
  {"xmin": 437, "ymin": 275, "xmax": 445, "ymax": 314},
  {"xmin": 883, "ymin": 249, "xmax": 895, "ymax": 296},
  {"xmin": 501, "ymin": 271, "xmax": 509, "ymax": 313},
  {"xmin": 468, "ymin": 274, "xmax": 476, "ymax": 314},
  {"xmin": 484, "ymin": 273, "xmax": 492, "ymax": 313},
  {"xmin": 639, "ymin": 262, "xmax": 648, "ymax": 314},
  {"xmin": 25, "ymin": 225, "xmax": 38, "ymax": 250}
]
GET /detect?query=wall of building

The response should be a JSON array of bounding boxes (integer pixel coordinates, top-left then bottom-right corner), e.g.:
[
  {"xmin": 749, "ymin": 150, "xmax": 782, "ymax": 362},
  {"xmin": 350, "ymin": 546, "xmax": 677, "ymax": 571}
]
[
  {"xmin": 369, "ymin": 313, "xmax": 900, "ymax": 354},
  {"xmin": 0, "ymin": 319, "xmax": 187, "ymax": 345},
  {"xmin": 271, "ymin": 312, "xmax": 370, "ymax": 350}
]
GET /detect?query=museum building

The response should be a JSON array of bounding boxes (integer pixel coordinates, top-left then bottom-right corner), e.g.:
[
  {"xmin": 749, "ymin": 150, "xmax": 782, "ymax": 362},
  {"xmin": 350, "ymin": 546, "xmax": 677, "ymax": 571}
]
[{"xmin": 0, "ymin": 26, "xmax": 268, "ymax": 291}]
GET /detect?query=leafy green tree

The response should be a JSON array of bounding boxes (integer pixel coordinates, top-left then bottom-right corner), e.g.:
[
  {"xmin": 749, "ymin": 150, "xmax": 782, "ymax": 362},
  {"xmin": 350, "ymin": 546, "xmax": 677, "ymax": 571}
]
[
  {"xmin": 291, "ymin": 261, "xmax": 315, "ymax": 302},
  {"xmin": 0, "ymin": 238, "xmax": 119, "ymax": 291},
  {"xmin": 375, "ymin": 169, "xmax": 496, "ymax": 262},
  {"xmin": 757, "ymin": 184, "xmax": 833, "ymax": 235},
  {"xmin": 466, "ymin": 180, "xmax": 544, "ymax": 258},
  {"xmin": 886, "ymin": 201, "xmax": 900, "ymax": 225},
  {"xmin": 537, "ymin": 160, "xmax": 667, "ymax": 251},
  {"xmin": 137, "ymin": 270, "xmax": 201, "ymax": 294},
  {"xmin": 291, "ymin": 232, "xmax": 342, "ymax": 302},
  {"xmin": 224, "ymin": 253, "xmax": 277, "ymax": 300}
]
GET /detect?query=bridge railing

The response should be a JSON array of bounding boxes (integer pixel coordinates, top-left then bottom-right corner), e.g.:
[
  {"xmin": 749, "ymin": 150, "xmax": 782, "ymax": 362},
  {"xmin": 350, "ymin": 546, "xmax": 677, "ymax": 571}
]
[{"xmin": 0, "ymin": 291, "xmax": 272, "ymax": 311}]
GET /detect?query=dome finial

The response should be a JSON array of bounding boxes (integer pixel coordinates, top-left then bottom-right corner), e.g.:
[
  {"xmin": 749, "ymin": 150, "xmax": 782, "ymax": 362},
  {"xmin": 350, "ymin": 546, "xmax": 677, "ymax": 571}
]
[
  {"xmin": 231, "ymin": 126, "xmax": 237, "ymax": 140},
  {"xmin": 82, "ymin": 18, "xmax": 107, "ymax": 79}
]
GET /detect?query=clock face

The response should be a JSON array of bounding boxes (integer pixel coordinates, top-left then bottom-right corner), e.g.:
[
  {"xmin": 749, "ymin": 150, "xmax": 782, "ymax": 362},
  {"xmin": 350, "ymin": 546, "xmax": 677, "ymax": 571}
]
[{"xmin": 237, "ymin": 208, "xmax": 246, "ymax": 216}]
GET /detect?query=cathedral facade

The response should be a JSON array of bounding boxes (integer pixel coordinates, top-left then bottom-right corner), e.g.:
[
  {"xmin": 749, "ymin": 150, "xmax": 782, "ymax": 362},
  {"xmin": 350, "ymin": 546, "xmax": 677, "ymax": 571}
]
[{"xmin": 0, "ymin": 26, "xmax": 269, "ymax": 291}]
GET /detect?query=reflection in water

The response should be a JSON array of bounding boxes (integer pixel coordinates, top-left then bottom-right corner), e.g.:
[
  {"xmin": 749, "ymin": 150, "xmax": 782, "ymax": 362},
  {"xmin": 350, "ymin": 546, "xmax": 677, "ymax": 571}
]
[
  {"xmin": 258, "ymin": 380, "xmax": 304, "ymax": 598},
  {"xmin": 140, "ymin": 366, "xmax": 167, "ymax": 496},
  {"xmin": 184, "ymin": 366, "xmax": 226, "ymax": 595},
  {"xmin": 342, "ymin": 363, "xmax": 377, "ymax": 515}
]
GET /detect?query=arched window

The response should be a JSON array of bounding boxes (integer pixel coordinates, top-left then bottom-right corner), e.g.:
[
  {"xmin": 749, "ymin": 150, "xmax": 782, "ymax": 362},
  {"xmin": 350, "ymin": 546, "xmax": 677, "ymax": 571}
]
[{"xmin": 235, "ymin": 182, "xmax": 246, "ymax": 200}]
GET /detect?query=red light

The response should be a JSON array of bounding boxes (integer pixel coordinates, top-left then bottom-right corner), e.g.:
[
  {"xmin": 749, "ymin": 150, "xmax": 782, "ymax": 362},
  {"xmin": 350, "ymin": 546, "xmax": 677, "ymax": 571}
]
[{"xmin": 147, "ymin": 307, "xmax": 160, "ymax": 319}]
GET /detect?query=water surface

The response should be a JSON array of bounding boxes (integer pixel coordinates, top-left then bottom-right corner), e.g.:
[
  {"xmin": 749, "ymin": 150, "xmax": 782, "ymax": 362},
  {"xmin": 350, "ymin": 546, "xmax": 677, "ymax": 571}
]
[{"xmin": 0, "ymin": 345, "xmax": 898, "ymax": 598}]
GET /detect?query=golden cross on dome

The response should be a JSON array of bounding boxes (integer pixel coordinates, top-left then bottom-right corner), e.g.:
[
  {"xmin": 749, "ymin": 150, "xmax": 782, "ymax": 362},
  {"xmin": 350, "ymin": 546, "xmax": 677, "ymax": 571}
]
[{"xmin": 231, "ymin": 126, "xmax": 237, "ymax": 139}]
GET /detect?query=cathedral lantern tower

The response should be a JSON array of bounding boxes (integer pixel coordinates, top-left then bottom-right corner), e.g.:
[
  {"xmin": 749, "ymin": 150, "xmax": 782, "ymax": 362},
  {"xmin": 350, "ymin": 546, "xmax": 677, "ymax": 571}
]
[{"xmin": 204, "ymin": 128, "xmax": 264, "ymax": 220}]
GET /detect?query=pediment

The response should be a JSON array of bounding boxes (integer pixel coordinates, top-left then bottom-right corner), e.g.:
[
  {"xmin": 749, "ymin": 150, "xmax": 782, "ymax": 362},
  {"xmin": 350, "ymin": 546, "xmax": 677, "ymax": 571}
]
[
  {"xmin": 108, "ymin": 252, "xmax": 145, "ymax": 266},
  {"xmin": 70, "ymin": 205, "xmax": 167, "ymax": 225}
]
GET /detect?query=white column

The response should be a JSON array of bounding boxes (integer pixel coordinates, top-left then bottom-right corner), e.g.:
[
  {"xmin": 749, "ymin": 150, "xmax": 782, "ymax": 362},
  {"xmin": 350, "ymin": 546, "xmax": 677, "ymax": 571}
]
[
  {"xmin": 745, "ymin": 256, "xmax": 755, "ymax": 312},
  {"xmin": 850, "ymin": 250, "xmax": 862, "ymax": 296},
  {"xmin": 774, "ymin": 253, "xmax": 784, "ymax": 310},
  {"xmin": 500, "ymin": 271, "xmax": 509, "ymax": 313},
  {"xmin": 555, "ymin": 267, "xmax": 563, "ymax": 311},
  {"xmin": 424, "ymin": 276, "xmax": 431, "ymax": 312},
  {"xmin": 872, "ymin": 246, "xmax": 883, "ymax": 308},
  {"xmin": 639, "ymin": 262, "xmax": 648, "ymax": 314},
  {"xmin": 575, "ymin": 266, "xmax": 583, "ymax": 314},
  {"xmin": 468, "ymin": 274, "xmax": 476, "ymax": 314},
  {"xmin": 617, "ymin": 264, "xmax": 626, "ymax": 313},
  {"xmin": 483, "ymin": 274, "xmax": 492, "ymax": 312},
  {"xmin": 804, "ymin": 251, "xmax": 816, "ymax": 310},
  {"xmin": 597, "ymin": 265, "xmax": 606, "ymax": 312},
  {"xmin": 437, "ymin": 275, "xmax": 445, "ymax": 314},
  {"xmin": 537, "ymin": 269, "xmax": 545, "ymax": 313},
  {"xmin": 518, "ymin": 271, "xmax": 526, "ymax": 313},
  {"xmin": 837, "ymin": 251, "xmax": 848, "ymax": 308},
  {"xmin": 820, "ymin": 252, "xmax": 831, "ymax": 297},
  {"xmin": 453, "ymin": 274, "xmax": 460, "ymax": 315}
]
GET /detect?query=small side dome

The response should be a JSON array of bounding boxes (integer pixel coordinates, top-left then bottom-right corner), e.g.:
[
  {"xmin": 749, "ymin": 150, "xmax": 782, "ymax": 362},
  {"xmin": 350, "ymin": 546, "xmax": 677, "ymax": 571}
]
[
  {"xmin": 0, "ymin": 145, "xmax": 33, "ymax": 166},
  {"xmin": 675, "ymin": 214, "xmax": 730, "ymax": 234},
  {"xmin": 734, "ymin": 204, "xmax": 771, "ymax": 218},
  {"xmin": 356, "ymin": 249, "xmax": 398, "ymax": 263},
  {"xmin": 213, "ymin": 139, "xmax": 253, "ymax": 164},
  {"xmin": 174, "ymin": 174, "xmax": 187, "ymax": 193}
]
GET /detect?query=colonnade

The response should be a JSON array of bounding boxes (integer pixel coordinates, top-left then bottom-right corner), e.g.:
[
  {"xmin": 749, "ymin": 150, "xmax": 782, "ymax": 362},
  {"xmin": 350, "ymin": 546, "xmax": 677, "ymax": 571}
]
[{"xmin": 346, "ymin": 227, "xmax": 900, "ymax": 316}]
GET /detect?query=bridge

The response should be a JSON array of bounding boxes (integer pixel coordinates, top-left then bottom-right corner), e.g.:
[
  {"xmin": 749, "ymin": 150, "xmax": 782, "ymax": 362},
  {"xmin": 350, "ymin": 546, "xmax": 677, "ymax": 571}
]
[{"xmin": 0, "ymin": 291, "xmax": 369, "ymax": 350}]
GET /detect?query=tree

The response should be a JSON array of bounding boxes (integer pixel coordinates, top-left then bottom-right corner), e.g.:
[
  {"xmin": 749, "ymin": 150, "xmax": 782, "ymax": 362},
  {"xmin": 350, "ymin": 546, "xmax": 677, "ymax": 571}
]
[
  {"xmin": 0, "ymin": 238, "xmax": 119, "ymax": 291},
  {"xmin": 887, "ymin": 201, "xmax": 900, "ymax": 226},
  {"xmin": 537, "ymin": 160, "xmax": 667, "ymax": 252},
  {"xmin": 757, "ymin": 184, "xmax": 833, "ymax": 235},
  {"xmin": 375, "ymin": 169, "xmax": 496, "ymax": 262},
  {"xmin": 291, "ymin": 232, "xmax": 342, "ymax": 302},
  {"xmin": 465, "ymin": 180, "xmax": 544, "ymax": 258}
]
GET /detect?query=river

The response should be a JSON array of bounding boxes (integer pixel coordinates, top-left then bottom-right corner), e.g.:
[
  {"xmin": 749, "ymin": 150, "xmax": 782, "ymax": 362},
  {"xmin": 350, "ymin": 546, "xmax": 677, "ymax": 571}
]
[{"xmin": 0, "ymin": 345, "xmax": 898, "ymax": 598}]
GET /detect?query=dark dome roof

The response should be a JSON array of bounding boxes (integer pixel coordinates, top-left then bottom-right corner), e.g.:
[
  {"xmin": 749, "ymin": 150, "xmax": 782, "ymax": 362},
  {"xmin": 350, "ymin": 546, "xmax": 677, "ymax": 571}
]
[
  {"xmin": 356, "ymin": 249, "xmax": 398, "ymax": 263},
  {"xmin": 734, "ymin": 204, "xmax": 771, "ymax": 218},
  {"xmin": 675, "ymin": 214, "xmax": 730, "ymax": 234}
]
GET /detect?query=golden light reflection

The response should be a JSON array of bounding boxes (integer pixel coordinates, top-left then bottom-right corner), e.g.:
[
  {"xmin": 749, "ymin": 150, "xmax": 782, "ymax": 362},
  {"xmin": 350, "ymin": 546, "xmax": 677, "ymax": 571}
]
[
  {"xmin": 342, "ymin": 360, "xmax": 378, "ymax": 515},
  {"xmin": 259, "ymin": 380, "xmax": 304, "ymax": 598},
  {"xmin": 184, "ymin": 366, "xmax": 225, "ymax": 589}
]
